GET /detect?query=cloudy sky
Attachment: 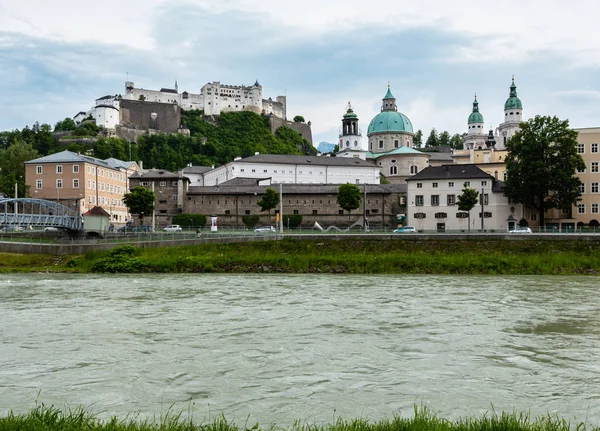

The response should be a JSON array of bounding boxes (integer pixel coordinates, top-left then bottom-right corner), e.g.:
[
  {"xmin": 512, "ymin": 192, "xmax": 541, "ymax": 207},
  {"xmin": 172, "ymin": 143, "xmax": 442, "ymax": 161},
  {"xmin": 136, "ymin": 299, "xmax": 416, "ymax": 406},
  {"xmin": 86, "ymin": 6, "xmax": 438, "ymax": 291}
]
[{"xmin": 1, "ymin": 0, "xmax": 600, "ymax": 145}]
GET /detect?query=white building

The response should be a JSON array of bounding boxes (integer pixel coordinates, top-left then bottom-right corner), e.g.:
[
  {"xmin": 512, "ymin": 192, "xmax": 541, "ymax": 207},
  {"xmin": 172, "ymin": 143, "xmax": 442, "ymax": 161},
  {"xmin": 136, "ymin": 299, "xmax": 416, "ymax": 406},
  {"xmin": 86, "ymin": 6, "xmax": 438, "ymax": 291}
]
[
  {"xmin": 201, "ymin": 154, "xmax": 381, "ymax": 186},
  {"xmin": 336, "ymin": 102, "xmax": 366, "ymax": 159},
  {"xmin": 405, "ymin": 165, "xmax": 522, "ymax": 232}
]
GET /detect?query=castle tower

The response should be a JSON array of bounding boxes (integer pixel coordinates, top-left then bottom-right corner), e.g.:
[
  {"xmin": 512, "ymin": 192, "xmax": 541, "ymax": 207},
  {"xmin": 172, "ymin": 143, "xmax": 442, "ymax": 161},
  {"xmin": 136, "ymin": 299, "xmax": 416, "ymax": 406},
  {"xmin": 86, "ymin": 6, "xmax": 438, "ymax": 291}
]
[
  {"xmin": 497, "ymin": 76, "xmax": 523, "ymax": 149},
  {"xmin": 337, "ymin": 102, "xmax": 365, "ymax": 154},
  {"xmin": 464, "ymin": 94, "xmax": 486, "ymax": 150}
]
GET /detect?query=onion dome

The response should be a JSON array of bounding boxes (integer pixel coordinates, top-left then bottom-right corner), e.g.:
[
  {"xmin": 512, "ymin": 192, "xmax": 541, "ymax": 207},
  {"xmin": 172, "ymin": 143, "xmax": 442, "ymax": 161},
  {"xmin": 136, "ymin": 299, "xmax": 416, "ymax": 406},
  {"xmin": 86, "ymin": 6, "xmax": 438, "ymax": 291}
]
[
  {"xmin": 504, "ymin": 76, "xmax": 522, "ymax": 110},
  {"xmin": 468, "ymin": 94, "xmax": 484, "ymax": 124}
]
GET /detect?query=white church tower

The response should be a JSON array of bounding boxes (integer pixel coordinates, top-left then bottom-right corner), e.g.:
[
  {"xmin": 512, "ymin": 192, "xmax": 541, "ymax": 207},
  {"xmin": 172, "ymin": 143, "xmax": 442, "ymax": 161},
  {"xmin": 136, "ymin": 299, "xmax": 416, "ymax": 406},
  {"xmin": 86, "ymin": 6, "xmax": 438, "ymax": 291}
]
[
  {"xmin": 497, "ymin": 76, "xmax": 523, "ymax": 149},
  {"xmin": 464, "ymin": 94, "xmax": 486, "ymax": 150},
  {"xmin": 336, "ymin": 102, "xmax": 366, "ymax": 159}
]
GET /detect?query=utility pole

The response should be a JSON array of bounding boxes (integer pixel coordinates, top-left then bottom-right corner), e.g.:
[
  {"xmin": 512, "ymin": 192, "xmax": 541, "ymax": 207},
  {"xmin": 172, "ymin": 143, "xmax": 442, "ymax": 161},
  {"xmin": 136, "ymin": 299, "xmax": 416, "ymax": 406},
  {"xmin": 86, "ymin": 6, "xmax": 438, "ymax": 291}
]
[
  {"xmin": 363, "ymin": 183, "xmax": 367, "ymax": 232},
  {"xmin": 14, "ymin": 182, "xmax": 18, "ymax": 222},
  {"xmin": 151, "ymin": 181, "xmax": 156, "ymax": 231},
  {"xmin": 279, "ymin": 182, "xmax": 283, "ymax": 234},
  {"xmin": 481, "ymin": 187, "xmax": 484, "ymax": 231}
]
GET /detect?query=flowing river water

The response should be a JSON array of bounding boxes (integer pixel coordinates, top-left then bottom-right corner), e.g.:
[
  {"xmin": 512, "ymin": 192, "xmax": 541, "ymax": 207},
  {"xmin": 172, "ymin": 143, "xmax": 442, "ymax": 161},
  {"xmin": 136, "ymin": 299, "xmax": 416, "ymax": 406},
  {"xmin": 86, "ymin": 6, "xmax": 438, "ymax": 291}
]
[{"xmin": 1, "ymin": 274, "xmax": 599, "ymax": 426}]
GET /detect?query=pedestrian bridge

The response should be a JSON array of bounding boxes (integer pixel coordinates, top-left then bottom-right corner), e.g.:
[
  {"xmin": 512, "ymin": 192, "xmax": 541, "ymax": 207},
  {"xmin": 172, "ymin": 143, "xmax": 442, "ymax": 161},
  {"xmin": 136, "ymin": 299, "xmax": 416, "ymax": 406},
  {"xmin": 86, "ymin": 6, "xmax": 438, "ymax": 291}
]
[{"xmin": 0, "ymin": 198, "xmax": 83, "ymax": 231}]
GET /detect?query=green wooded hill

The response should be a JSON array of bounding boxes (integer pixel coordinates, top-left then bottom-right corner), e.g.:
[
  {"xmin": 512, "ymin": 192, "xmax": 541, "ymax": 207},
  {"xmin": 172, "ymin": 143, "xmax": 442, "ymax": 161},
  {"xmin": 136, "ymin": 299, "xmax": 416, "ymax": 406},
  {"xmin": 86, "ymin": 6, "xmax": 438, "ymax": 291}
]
[{"xmin": 137, "ymin": 110, "xmax": 316, "ymax": 171}]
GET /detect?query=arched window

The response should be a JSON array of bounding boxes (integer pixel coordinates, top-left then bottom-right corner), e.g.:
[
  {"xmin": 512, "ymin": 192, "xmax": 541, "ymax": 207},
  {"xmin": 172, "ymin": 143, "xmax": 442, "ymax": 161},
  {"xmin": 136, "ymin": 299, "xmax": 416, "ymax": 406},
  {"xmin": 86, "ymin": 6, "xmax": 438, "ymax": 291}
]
[
  {"xmin": 390, "ymin": 165, "xmax": 398, "ymax": 175},
  {"xmin": 346, "ymin": 140, "xmax": 350, "ymax": 147},
  {"xmin": 354, "ymin": 140, "xmax": 358, "ymax": 147},
  {"xmin": 410, "ymin": 165, "xmax": 418, "ymax": 174}
]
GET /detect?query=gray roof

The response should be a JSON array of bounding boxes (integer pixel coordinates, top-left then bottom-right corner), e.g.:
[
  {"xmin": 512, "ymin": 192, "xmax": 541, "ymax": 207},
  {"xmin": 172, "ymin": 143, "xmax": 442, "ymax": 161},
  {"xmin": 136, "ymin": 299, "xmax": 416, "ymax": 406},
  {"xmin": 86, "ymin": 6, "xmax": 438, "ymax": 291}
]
[
  {"xmin": 182, "ymin": 165, "xmax": 212, "ymax": 174},
  {"xmin": 238, "ymin": 154, "xmax": 375, "ymax": 167},
  {"xmin": 105, "ymin": 158, "xmax": 138, "ymax": 170},
  {"xmin": 25, "ymin": 150, "xmax": 117, "ymax": 169},
  {"xmin": 406, "ymin": 164, "xmax": 493, "ymax": 181},
  {"xmin": 219, "ymin": 177, "xmax": 271, "ymax": 186},
  {"xmin": 130, "ymin": 169, "xmax": 187, "ymax": 180},
  {"xmin": 426, "ymin": 152, "xmax": 454, "ymax": 162},
  {"xmin": 187, "ymin": 183, "xmax": 405, "ymax": 196}
]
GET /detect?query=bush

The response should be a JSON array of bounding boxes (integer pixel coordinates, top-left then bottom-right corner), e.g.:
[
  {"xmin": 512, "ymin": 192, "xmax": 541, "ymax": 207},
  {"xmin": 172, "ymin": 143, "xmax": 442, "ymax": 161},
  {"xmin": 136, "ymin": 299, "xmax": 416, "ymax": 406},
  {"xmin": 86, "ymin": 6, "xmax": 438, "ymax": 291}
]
[
  {"xmin": 90, "ymin": 245, "xmax": 145, "ymax": 273},
  {"xmin": 173, "ymin": 214, "xmax": 207, "ymax": 228},
  {"xmin": 242, "ymin": 215, "xmax": 260, "ymax": 228},
  {"xmin": 282, "ymin": 214, "xmax": 302, "ymax": 229}
]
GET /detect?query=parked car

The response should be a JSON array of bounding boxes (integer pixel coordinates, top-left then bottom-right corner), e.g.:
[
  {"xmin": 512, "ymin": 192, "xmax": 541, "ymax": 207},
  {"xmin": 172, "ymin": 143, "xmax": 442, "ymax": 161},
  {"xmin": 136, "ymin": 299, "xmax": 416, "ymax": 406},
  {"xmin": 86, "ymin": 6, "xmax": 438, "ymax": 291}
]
[
  {"xmin": 163, "ymin": 224, "xmax": 182, "ymax": 233},
  {"xmin": 254, "ymin": 226, "xmax": 276, "ymax": 233},
  {"xmin": 44, "ymin": 226, "xmax": 59, "ymax": 232},
  {"xmin": 393, "ymin": 226, "xmax": 417, "ymax": 233},
  {"xmin": 509, "ymin": 227, "xmax": 532, "ymax": 234}
]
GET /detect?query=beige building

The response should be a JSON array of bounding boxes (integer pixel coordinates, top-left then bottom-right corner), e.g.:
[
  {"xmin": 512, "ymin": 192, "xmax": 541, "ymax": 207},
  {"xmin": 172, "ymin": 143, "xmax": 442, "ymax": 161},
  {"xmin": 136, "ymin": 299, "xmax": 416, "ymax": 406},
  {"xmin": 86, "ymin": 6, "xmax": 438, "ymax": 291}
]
[
  {"xmin": 24, "ymin": 150, "xmax": 141, "ymax": 224},
  {"xmin": 569, "ymin": 127, "xmax": 600, "ymax": 229}
]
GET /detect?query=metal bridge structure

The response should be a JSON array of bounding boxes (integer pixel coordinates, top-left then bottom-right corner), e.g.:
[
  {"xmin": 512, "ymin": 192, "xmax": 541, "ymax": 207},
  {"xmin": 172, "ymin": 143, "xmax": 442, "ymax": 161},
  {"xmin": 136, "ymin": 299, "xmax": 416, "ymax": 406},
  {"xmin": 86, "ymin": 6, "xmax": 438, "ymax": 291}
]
[{"xmin": 0, "ymin": 198, "xmax": 83, "ymax": 231}]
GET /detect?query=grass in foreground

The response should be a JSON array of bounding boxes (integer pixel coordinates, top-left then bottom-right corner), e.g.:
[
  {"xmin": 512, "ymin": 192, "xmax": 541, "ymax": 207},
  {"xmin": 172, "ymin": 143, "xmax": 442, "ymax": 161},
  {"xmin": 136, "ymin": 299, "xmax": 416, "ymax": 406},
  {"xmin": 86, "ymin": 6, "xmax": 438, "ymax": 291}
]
[{"xmin": 0, "ymin": 405, "xmax": 596, "ymax": 431}]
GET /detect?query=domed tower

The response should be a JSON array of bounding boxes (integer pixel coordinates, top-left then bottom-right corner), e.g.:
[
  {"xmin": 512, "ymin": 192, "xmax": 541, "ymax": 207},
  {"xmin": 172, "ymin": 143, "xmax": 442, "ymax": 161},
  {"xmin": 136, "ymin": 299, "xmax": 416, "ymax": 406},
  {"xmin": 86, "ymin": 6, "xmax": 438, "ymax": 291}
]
[
  {"xmin": 367, "ymin": 83, "xmax": 414, "ymax": 153},
  {"xmin": 337, "ymin": 102, "xmax": 366, "ymax": 159},
  {"xmin": 464, "ymin": 94, "xmax": 486, "ymax": 150},
  {"xmin": 497, "ymin": 76, "xmax": 523, "ymax": 149}
]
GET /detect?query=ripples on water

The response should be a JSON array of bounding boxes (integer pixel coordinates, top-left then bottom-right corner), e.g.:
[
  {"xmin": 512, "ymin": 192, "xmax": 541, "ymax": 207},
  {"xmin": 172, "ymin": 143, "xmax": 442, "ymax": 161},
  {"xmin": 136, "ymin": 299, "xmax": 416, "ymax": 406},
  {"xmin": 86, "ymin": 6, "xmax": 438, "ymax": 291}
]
[{"xmin": 1, "ymin": 274, "xmax": 599, "ymax": 426}]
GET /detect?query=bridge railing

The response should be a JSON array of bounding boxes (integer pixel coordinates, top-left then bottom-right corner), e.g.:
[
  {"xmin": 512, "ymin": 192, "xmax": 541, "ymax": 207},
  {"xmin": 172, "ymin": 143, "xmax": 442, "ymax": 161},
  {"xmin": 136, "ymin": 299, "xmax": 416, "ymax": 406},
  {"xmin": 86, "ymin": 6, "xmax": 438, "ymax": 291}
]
[{"xmin": 0, "ymin": 198, "xmax": 83, "ymax": 231}]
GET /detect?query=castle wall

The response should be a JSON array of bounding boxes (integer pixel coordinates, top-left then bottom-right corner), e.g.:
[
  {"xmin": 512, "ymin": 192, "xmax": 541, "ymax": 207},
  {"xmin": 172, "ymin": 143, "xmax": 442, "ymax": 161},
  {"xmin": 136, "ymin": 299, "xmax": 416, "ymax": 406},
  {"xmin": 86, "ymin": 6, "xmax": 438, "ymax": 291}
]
[
  {"xmin": 119, "ymin": 100, "xmax": 181, "ymax": 133},
  {"xmin": 269, "ymin": 116, "xmax": 313, "ymax": 144}
]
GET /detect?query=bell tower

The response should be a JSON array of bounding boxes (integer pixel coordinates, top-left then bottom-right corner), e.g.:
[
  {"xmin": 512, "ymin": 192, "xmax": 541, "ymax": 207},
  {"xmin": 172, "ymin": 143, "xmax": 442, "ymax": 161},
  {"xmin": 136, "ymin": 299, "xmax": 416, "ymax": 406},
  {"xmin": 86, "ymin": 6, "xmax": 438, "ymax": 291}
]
[{"xmin": 337, "ymin": 102, "xmax": 366, "ymax": 159}]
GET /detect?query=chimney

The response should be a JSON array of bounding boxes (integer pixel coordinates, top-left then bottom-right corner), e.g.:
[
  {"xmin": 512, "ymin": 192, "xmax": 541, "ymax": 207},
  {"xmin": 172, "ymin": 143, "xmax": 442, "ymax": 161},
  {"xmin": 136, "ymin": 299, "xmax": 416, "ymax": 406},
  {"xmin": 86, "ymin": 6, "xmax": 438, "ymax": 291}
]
[
  {"xmin": 494, "ymin": 170, "xmax": 498, "ymax": 180},
  {"xmin": 254, "ymin": 152, "xmax": 259, "ymax": 156},
  {"xmin": 139, "ymin": 160, "xmax": 143, "ymax": 170}
]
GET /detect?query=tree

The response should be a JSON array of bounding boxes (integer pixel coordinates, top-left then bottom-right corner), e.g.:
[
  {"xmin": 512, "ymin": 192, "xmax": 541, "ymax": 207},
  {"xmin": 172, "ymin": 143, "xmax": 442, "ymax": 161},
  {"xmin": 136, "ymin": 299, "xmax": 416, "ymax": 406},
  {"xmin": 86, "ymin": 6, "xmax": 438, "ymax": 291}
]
[
  {"xmin": 450, "ymin": 133, "xmax": 464, "ymax": 150},
  {"xmin": 123, "ymin": 186, "xmax": 155, "ymax": 226},
  {"xmin": 293, "ymin": 115, "xmax": 305, "ymax": 123},
  {"xmin": 413, "ymin": 130, "xmax": 423, "ymax": 148},
  {"xmin": 439, "ymin": 131, "xmax": 451, "ymax": 147},
  {"xmin": 54, "ymin": 117, "xmax": 77, "ymax": 132},
  {"xmin": 457, "ymin": 183, "xmax": 479, "ymax": 233},
  {"xmin": 503, "ymin": 115, "xmax": 585, "ymax": 226},
  {"xmin": 337, "ymin": 183, "xmax": 361, "ymax": 222},
  {"xmin": 425, "ymin": 128, "xmax": 439, "ymax": 147},
  {"xmin": 257, "ymin": 187, "xmax": 280, "ymax": 219},
  {"xmin": 0, "ymin": 139, "xmax": 38, "ymax": 197}
]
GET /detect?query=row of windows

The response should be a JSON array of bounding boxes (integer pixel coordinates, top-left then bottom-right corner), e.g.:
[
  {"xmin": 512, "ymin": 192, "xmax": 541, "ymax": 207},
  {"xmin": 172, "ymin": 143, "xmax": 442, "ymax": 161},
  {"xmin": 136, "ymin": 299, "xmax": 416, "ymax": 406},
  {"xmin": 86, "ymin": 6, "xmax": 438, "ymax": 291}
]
[
  {"xmin": 577, "ymin": 162, "xmax": 600, "ymax": 173},
  {"xmin": 577, "ymin": 203, "xmax": 600, "ymax": 214},
  {"xmin": 578, "ymin": 182, "xmax": 600, "ymax": 193},
  {"xmin": 140, "ymin": 181, "xmax": 179, "ymax": 187},
  {"xmin": 413, "ymin": 212, "xmax": 493, "ymax": 219},
  {"xmin": 415, "ymin": 180, "xmax": 487, "ymax": 189},
  {"xmin": 577, "ymin": 143, "xmax": 599, "ymax": 154},
  {"xmin": 35, "ymin": 165, "xmax": 126, "ymax": 181},
  {"xmin": 415, "ymin": 194, "xmax": 489, "ymax": 206}
]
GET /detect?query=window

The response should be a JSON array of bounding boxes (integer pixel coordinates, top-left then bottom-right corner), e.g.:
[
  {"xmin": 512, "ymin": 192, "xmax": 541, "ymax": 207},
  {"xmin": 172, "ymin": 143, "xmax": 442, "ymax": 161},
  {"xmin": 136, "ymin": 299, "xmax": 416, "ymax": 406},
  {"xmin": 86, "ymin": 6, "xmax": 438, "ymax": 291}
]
[
  {"xmin": 531, "ymin": 213, "xmax": 537, "ymax": 221},
  {"xmin": 592, "ymin": 162, "xmax": 599, "ymax": 173},
  {"xmin": 141, "ymin": 181, "xmax": 150, "ymax": 186},
  {"xmin": 432, "ymin": 182, "xmax": 438, "ymax": 188},
  {"xmin": 479, "ymin": 212, "xmax": 492, "ymax": 218},
  {"xmin": 379, "ymin": 140, "xmax": 384, "ymax": 149},
  {"xmin": 592, "ymin": 204, "xmax": 599, "ymax": 214},
  {"xmin": 578, "ymin": 143, "xmax": 585, "ymax": 154},
  {"xmin": 56, "ymin": 179, "xmax": 62, "ymax": 188},
  {"xmin": 73, "ymin": 179, "xmax": 79, "ymax": 188},
  {"xmin": 434, "ymin": 212, "xmax": 447, "ymax": 218},
  {"xmin": 593, "ymin": 143, "xmax": 599, "ymax": 153},
  {"xmin": 417, "ymin": 183, "xmax": 422, "ymax": 188},
  {"xmin": 447, "ymin": 194, "xmax": 456, "ymax": 206},
  {"xmin": 159, "ymin": 200, "xmax": 167, "ymax": 204},
  {"xmin": 410, "ymin": 166, "xmax": 418, "ymax": 175},
  {"xmin": 503, "ymin": 172, "xmax": 508, "ymax": 181},
  {"xmin": 415, "ymin": 195, "xmax": 424, "ymax": 206},
  {"xmin": 413, "ymin": 212, "xmax": 426, "ymax": 219},
  {"xmin": 592, "ymin": 182, "xmax": 599, "ymax": 193},
  {"xmin": 36, "ymin": 180, "xmax": 42, "ymax": 189},
  {"xmin": 456, "ymin": 212, "xmax": 469, "ymax": 218},
  {"xmin": 578, "ymin": 204, "xmax": 585, "ymax": 214},
  {"xmin": 448, "ymin": 182, "xmax": 454, "ymax": 188},
  {"xmin": 56, "ymin": 165, "xmax": 63, "ymax": 174},
  {"xmin": 431, "ymin": 195, "xmax": 440, "ymax": 206},
  {"xmin": 481, "ymin": 181, "xmax": 487, "ymax": 187},
  {"xmin": 579, "ymin": 183, "xmax": 586, "ymax": 194},
  {"xmin": 245, "ymin": 210, "xmax": 250, "ymax": 215},
  {"xmin": 312, "ymin": 210, "xmax": 318, "ymax": 215},
  {"xmin": 159, "ymin": 181, "xmax": 167, "ymax": 186},
  {"xmin": 36, "ymin": 166, "xmax": 42, "ymax": 174},
  {"xmin": 464, "ymin": 181, "xmax": 471, "ymax": 187},
  {"xmin": 394, "ymin": 139, "xmax": 399, "ymax": 148},
  {"xmin": 172, "ymin": 195, "xmax": 178, "ymax": 202},
  {"xmin": 480, "ymin": 194, "xmax": 489, "ymax": 205},
  {"xmin": 73, "ymin": 165, "xmax": 79, "ymax": 173},
  {"xmin": 390, "ymin": 166, "xmax": 398, "ymax": 175}
]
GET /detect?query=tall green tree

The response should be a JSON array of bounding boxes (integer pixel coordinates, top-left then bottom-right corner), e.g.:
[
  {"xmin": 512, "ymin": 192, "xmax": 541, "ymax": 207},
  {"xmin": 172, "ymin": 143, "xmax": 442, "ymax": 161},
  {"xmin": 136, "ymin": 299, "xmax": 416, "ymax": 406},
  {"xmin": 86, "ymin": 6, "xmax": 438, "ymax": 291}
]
[
  {"xmin": 425, "ymin": 128, "xmax": 439, "ymax": 147},
  {"xmin": 0, "ymin": 139, "xmax": 38, "ymax": 197},
  {"xmin": 123, "ymin": 186, "xmax": 155, "ymax": 226},
  {"xmin": 257, "ymin": 187, "xmax": 280, "ymax": 219},
  {"xmin": 503, "ymin": 115, "xmax": 585, "ymax": 226},
  {"xmin": 450, "ymin": 133, "xmax": 464, "ymax": 150},
  {"xmin": 457, "ymin": 183, "xmax": 479, "ymax": 233},
  {"xmin": 337, "ymin": 183, "xmax": 361, "ymax": 222},
  {"xmin": 413, "ymin": 130, "xmax": 423, "ymax": 148},
  {"xmin": 439, "ymin": 131, "xmax": 451, "ymax": 147}
]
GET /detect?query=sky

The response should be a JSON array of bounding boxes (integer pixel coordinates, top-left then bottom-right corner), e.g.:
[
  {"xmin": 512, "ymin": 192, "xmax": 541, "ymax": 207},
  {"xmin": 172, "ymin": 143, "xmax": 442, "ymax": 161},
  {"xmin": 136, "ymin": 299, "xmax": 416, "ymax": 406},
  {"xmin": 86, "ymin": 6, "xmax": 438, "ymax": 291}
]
[{"xmin": 1, "ymin": 0, "xmax": 600, "ymax": 146}]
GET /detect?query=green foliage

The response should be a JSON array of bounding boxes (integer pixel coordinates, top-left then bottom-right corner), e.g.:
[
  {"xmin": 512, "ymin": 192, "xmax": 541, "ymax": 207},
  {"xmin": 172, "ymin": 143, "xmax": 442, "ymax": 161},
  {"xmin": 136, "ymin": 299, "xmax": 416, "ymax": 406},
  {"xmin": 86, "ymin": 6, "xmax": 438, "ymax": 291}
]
[
  {"xmin": 413, "ymin": 129, "xmax": 423, "ymax": 148},
  {"xmin": 123, "ymin": 187, "xmax": 155, "ymax": 225},
  {"xmin": 337, "ymin": 183, "xmax": 361, "ymax": 217},
  {"xmin": 450, "ymin": 133, "xmax": 464, "ymax": 150},
  {"xmin": 257, "ymin": 187, "xmax": 280, "ymax": 215},
  {"xmin": 54, "ymin": 117, "xmax": 77, "ymax": 132},
  {"xmin": 293, "ymin": 115, "xmax": 305, "ymax": 123},
  {"xmin": 425, "ymin": 128, "xmax": 439, "ymax": 147},
  {"xmin": 172, "ymin": 213, "xmax": 207, "ymax": 227},
  {"xmin": 282, "ymin": 214, "xmax": 302, "ymax": 229},
  {"xmin": 90, "ymin": 245, "xmax": 145, "ymax": 273},
  {"xmin": 504, "ymin": 115, "xmax": 585, "ymax": 226},
  {"xmin": 457, "ymin": 184, "xmax": 479, "ymax": 233},
  {"xmin": 242, "ymin": 215, "xmax": 259, "ymax": 228},
  {"xmin": 439, "ymin": 130, "xmax": 451, "ymax": 147},
  {"xmin": 93, "ymin": 137, "xmax": 132, "ymax": 160},
  {"xmin": 0, "ymin": 139, "xmax": 38, "ymax": 197}
]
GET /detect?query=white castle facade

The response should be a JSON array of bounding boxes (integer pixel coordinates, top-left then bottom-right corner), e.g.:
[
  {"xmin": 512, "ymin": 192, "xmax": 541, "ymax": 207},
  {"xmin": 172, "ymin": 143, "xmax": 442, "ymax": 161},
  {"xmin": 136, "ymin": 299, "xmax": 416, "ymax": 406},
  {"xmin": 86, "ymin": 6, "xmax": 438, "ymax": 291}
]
[{"xmin": 73, "ymin": 80, "xmax": 287, "ymax": 130}]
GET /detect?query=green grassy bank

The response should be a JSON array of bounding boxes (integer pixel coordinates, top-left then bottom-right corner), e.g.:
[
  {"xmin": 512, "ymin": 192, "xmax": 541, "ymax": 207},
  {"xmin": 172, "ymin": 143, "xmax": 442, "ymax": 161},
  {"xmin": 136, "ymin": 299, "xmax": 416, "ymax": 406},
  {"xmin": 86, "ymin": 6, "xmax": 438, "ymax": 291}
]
[
  {"xmin": 2, "ymin": 238, "xmax": 600, "ymax": 275},
  {"xmin": 0, "ymin": 405, "xmax": 596, "ymax": 431}
]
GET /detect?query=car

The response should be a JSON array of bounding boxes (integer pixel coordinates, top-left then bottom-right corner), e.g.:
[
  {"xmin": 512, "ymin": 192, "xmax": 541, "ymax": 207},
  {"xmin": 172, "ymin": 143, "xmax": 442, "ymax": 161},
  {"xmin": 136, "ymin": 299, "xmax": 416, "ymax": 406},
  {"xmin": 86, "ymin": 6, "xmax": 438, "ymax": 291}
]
[
  {"xmin": 509, "ymin": 227, "xmax": 532, "ymax": 234},
  {"xmin": 163, "ymin": 224, "xmax": 182, "ymax": 233},
  {"xmin": 393, "ymin": 226, "xmax": 417, "ymax": 233},
  {"xmin": 254, "ymin": 226, "xmax": 276, "ymax": 233},
  {"xmin": 44, "ymin": 226, "xmax": 59, "ymax": 232}
]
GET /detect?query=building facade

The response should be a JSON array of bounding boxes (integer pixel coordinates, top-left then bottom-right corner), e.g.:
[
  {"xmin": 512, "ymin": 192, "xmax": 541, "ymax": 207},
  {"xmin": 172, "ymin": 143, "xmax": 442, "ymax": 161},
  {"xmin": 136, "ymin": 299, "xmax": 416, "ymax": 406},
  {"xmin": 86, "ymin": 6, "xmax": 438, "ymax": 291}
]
[
  {"xmin": 24, "ymin": 151, "xmax": 141, "ymax": 223},
  {"xmin": 406, "ymin": 165, "xmax": 523, "ymax": 232}
]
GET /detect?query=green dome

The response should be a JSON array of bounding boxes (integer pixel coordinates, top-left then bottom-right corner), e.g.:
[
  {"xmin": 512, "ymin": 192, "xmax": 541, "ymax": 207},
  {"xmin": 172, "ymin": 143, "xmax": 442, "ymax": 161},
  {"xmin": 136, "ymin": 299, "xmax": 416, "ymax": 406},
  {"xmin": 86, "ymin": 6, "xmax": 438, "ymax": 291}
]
[
  {"xmin": 367, "ymin": 111, "xmax": 413, "ymax": 135},
  {"xmin": 504, "ymin": 78, "xmax": 522, "ymax": 110},
  {"xmin": 468, "ymin": 95, "xmax": 484, "ymax": 124}
]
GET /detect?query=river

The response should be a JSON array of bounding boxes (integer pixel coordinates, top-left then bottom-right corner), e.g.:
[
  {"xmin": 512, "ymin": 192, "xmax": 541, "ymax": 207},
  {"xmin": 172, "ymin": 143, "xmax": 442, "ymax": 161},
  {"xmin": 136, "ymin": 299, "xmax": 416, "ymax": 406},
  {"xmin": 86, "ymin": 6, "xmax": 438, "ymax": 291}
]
[{"xmin": 1, "ymin": 274, "xmax": 599, "ymax": 426}]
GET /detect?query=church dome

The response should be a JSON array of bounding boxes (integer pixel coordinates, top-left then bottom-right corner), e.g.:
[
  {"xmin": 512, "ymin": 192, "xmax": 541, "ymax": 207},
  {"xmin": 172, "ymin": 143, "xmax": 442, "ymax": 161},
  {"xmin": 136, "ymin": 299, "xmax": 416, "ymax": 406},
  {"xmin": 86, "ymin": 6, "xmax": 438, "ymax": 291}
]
[
  {"xmin": 367, "ymin": 85, "xmax": 413, "ymax": 135},
  {"xmin": 504, "ymin": 77, "xmax": 522, "ymax": 110},
  {"xmin": 368, "ymin": 111, "xmax": 413, "ymax": 135},
  {"xmin": 468, "ymin": 95, "xmax": 484, "ymax": 124}
]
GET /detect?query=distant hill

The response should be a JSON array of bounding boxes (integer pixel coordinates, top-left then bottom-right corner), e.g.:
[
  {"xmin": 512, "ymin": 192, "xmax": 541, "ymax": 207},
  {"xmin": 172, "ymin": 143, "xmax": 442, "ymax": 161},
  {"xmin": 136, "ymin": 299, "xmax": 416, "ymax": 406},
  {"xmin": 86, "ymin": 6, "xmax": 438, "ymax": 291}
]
[{"xmin": 317, "ymin": 141, "xmax": 336, "ymax": 154}]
